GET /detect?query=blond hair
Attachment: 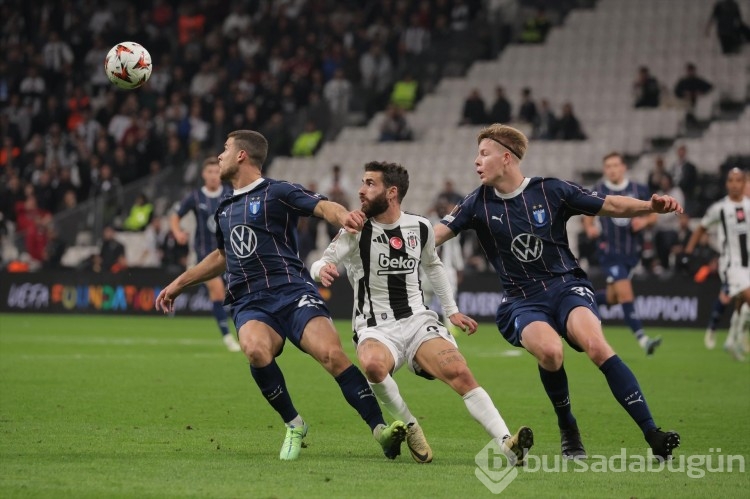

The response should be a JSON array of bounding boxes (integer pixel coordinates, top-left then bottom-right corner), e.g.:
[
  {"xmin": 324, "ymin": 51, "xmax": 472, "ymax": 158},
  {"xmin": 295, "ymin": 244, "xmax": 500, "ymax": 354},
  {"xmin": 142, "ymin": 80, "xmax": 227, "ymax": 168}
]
[{"xmin": 477, "ymin": 124, "xmax": 528, "ymax": 160}]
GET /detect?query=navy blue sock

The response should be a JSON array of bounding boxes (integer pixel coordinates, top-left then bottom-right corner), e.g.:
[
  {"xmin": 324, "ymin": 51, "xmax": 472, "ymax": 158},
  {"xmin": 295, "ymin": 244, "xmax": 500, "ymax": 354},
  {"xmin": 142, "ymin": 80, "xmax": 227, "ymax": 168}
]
[
  {"xmin": 599, "ymin": 355, "xmax": 656, "ymax": 435},
  {"xmin": 594, "ymin": 290, "xmax": 608, "ymax": 306},
  {"xmin": 621, "ymin": 302, "xmax": 645, "ymax": 340},
  {"xmin": 335, "ymin": 365, "xmax": 385, "ymax": 431},
  {"xmin": 707, "ymin": 298, "xmax": 727, "ymax": 331},
  {"xmin": 250, "ymin": 360, "xmax": 298, "ymax": 423},
  {"xmin": 212, "ymin": 301, "xmax": 229, "ymax": 336},
  {"xmin": 538, "ymin": 365, "xmax": 577, "ymax": 430}
]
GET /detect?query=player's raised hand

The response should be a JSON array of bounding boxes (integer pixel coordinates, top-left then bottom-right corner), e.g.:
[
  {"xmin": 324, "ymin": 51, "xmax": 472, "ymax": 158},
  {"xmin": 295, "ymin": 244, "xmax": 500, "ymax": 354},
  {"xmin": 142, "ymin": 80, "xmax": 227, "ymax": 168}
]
[
  {"xmin": 155, "ymin": 282, "xmax": 183, "ymax": 313},
  {"xmin": 318, "ymin": 263, "xmax": 340, "ymax": 287},
  {"xmin": 650, "ymin": 193, "xmax": 684, "ymax": 214},
  {"xmin": 449, "ymin": 313, "xmax": 478, "ymax": 335},
  {"xmin": 343, "ymin": 210, "xmax": 366, "ymax": 233}
]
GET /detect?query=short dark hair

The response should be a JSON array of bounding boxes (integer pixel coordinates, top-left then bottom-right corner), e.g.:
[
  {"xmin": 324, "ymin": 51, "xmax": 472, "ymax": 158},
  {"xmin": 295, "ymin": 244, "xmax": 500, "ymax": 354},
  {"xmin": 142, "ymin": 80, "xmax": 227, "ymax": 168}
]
[
  {"xmin": 364, "ymin": 161, "xmax": 409, "ymax": 202},
  {"xmin": 202, "ymin": 157, "xmax": 219, "ymax": 168},
  {"xmin": 602, "ymin": 151, "xmax": 624, "ymax": 163},
  {"xmin": 227, "ymin": 130, "xmax": 268, "ymax": 168}
]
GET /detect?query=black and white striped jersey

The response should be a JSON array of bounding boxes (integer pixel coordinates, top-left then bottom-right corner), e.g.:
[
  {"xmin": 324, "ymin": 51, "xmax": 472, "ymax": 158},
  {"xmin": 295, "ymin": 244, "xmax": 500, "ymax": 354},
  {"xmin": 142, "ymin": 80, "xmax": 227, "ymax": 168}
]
[
  {"xmin": 700, "ymin": 195, "xmax": 750, "ymax": 273},
  {"xmin": 310, "ymin": 211, "xmax": 459, "ymax": 331}
]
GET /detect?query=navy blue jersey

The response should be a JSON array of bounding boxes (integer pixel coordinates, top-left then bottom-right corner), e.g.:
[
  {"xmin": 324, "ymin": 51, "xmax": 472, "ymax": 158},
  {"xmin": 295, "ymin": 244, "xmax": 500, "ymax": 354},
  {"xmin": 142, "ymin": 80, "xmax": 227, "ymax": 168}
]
[
  {"xmin": 592, "ymin": 179, "xmax": 650, "ymax": 259},
  {"xmin": 215, "ymin": 178, "xmax": 326, "ymax": 303},
  {"xmin": 442, "ymin": 177, "xmax": 605, "ymax": 298},
  {"xmin": 176, "ymin": 185, "xmax": 233, "ymax": 261}
]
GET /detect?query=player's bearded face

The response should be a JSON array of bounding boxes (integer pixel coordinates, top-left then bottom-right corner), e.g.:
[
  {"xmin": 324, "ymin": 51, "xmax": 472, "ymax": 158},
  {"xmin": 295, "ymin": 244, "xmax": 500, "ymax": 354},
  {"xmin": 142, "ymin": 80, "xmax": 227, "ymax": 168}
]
[{"xmin": 361, "ymin": 189, "xmax": 389, "ymax": 218}]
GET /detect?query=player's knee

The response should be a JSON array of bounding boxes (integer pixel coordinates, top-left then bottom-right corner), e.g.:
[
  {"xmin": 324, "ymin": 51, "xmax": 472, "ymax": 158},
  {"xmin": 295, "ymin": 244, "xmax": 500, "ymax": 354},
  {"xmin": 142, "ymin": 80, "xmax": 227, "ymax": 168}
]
[
  {"xmin": 361, "ymin": 358, "xmax": 389, "ymax": 383},
  {"xmin": 536, "ymin": 345, "xmax": 564, "ymax": 370},
  {"xmin": 240, "ymin": 339, "xmax": 274, "ymax": 365},
  {"xmin": 580, "ymin": 337, "xmax": 613, "ymax": 364},
  {"xmin": 444, "ymin": 363, "xmax": 476, "ymax": 391}
]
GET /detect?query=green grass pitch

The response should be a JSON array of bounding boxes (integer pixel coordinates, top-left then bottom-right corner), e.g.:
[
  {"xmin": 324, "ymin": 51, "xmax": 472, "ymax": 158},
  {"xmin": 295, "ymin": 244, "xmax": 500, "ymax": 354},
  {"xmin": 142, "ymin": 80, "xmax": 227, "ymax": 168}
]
[{"xmin": 1, "ymin": 314, "xmax": 748, "ymax": 498}]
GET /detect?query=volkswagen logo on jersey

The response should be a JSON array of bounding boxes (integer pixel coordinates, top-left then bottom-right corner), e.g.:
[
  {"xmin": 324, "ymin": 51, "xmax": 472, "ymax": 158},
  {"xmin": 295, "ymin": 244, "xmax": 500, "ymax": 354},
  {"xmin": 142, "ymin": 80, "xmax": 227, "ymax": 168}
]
[
  {"xmin": 248, "ymin": 197, "xmax": 261, "ymax": 217},
  {"xmin": 206, "ymin": 215, "xmax": 217, "ymax": 233},
  {"xmin": 230, "ymin": 224, "xmax": 257, "ymax": 258},
  {"xmin": 389, "ymin": 237, "xmax": 403, "ymax": 249},
  {"xmin": 532, "ymin": 205, "xmax": 547, "ymax": 227},
  {"xmin": 510, "ymin": 233, "xmax": 543, "ymax": 262}
]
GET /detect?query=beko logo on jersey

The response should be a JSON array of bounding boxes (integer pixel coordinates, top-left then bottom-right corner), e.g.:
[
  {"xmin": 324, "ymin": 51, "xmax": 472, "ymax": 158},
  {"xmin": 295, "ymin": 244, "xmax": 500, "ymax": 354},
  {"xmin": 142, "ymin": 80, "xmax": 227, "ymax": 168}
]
[
  {"xmin": 377, "ymin": 253, "xmax": 417, "ymax": 275},
  {"xmin": 230, "ymin": 224, "xmax": 257, "ymax": 258}
]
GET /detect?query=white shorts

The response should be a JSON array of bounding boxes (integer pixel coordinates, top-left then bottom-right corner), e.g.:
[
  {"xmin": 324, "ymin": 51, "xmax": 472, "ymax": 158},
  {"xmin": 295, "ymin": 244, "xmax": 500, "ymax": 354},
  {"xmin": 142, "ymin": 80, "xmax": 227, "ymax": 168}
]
[
  {"xmin": 723, "ymin": 265, "xmax": 750, "ymax": 298},
  {"xmin": 354, "ymin": 310, "xmax": 457, "ymax": 378}
]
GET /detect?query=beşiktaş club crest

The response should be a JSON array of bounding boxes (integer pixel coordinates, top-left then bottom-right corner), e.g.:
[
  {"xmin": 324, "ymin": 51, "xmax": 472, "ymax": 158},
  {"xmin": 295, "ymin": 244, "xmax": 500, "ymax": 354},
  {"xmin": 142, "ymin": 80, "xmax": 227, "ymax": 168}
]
[
  {"xmin": 532, "ymin": 204, "xmax": 547, "ymax": 227},
  {"xmin": 248, "ymin": 197, "xmax": 262, "ymax": 217},
  {"xmin": 405, "ymin": 232, "xmax": 419, "ymax": 250}
]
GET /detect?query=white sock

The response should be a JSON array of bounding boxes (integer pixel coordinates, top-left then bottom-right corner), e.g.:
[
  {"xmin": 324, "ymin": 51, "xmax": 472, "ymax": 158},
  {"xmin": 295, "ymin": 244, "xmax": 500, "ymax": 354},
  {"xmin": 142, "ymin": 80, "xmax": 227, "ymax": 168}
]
[
  {"xmin": 370, "ymin": 374, "xmax": 416, "ymax": 425},
  {"xmin": 726, "ymin": 310, "xmax": 741, "ymax": 347},
  {"xmin": 286, "ymin": 415, "xmax": 304, "ymax": 427},
  {"xmin": 741, "ymin": 303, "xmax": 750, "ymax": 330},
  {"xmin": 462, "ymin": 387, "xmax": 510, "ymax": 439}
]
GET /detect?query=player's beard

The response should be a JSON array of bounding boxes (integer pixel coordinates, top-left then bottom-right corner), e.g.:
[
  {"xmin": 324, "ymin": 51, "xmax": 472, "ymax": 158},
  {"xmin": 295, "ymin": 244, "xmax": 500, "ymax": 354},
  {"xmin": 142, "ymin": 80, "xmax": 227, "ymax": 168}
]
[
  {"xmin": 361, "ymin": 192, "xmax": 389, "ymax": 218},
  {"xmin": 219, "ymin": 163, "xmax": 238, "ymax": 181}
]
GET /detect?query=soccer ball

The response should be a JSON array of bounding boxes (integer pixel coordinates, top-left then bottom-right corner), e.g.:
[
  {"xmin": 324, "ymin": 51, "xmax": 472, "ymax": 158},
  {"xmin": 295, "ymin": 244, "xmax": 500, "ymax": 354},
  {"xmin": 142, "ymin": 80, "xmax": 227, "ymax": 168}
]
[{"xmin": 104, "ymin": 42, "xmax": 152, "ymax": 90}]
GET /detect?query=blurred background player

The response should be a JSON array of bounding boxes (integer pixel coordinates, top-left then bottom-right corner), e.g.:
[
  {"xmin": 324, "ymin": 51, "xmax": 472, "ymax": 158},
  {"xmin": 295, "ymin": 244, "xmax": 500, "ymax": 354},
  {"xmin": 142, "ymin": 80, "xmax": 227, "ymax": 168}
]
[
  {"xmin": 171, "ymin": 157, "xmax": 240, "ymax": 352},
  {"xmin": 422, "ymin": 196, "xmax": 464, "ymax": 334},
  {"xmin": 683, "ymin": 168, "xmax": 750, "ymax": 360},
  {"xmin": 582, "ymin": 152, "xmax": 662, "ymax": 356}
]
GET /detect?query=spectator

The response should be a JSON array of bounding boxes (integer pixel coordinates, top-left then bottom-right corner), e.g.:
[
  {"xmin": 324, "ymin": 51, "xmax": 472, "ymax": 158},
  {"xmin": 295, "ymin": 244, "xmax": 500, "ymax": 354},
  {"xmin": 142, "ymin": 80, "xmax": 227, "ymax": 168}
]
[
  {"xmin": 42, "ymin": 224, "xmax": 66, "ymax": 270},
  {"xmin": 15, "ymin": 195, "xmax": 52, "ymax": 263},
  {"xmin": 89, "ymin": 163, "xmax": 124, "ymax": 228},
  {"xmin": 706, "ymin": 0, "xmax": 749, "ymax": 54},
  {"xmin": 261, "ymin": 112, "xmax": 293, "ymax": 164},
  {"xmin": 670, "ymin": 144, "xmax": 699, "ymax": 213},
  {"xmin": 556, "ymin": 102, "xmax": 586, "ymax": 141},
  {"xmin": 92, "ymin": 225, "xmax": 127, "ymax": 273},
  {"xmin": 489, "ymin": 86, "xmax": 512, "ymax": 124},
  {"xmin": 291, "ymin": 121, "xmax": 323, "ymax": 157},
  {"xmin": 402, "ymin": 13, "xmax": 431, "ymax": 58},
  {"xmin": 389, "ymin": 73, "xmax": 419, "ymax": 111},
  {"xmin": 160, "ymin": 226, "xmax": 189, "ymax": 274},
  {"xmin": 518, "ymin": 87, "xmax": 538, "ymax": 124},
  {"xmin": 323, "ymin": 68, "xmax": 352, "ymax": 137},
  {"xmin": 379, "ymin": 104, "xmax": 414, "ymax": 142},
  {"xmin": 360, "ymin": 43, "xmax": 393, "ymax": 113},
  {"xmin": 297, "ymin": 92, "xmax": 331, "ymax": 140},
  {"xmin": 647, "ymin": 156, "xmax": 668, "ymax": 195},
  {"xmin": 460, "ymin": 89, "xmax": 488, "ymax": 125},
  {"xmin": 435, "ymin": 179, "xmax": 464, "ymax": 207},
  {"xmin": 121, "ymin": 193, "xmax": 154, "ymax": 232},
  {"xmin": 633, "ymin": 66, "xmax": 661, "ymax": 108},
  {"xmin": 519, "ymin": 8, "xmax": 552, "ymax": 44},
  {"xmin": 674, "ymin": 63, "xmax": 713, "ymax": 123},
  {"xmin": 533, "ymin": 99, "xmax": 557, "ymax": 140},
  {"xmin": 318, "ymin": 164, "xmax": 356, "ymax": 198},
  {"xmin": 41, "ymin": 31, "xmax": 74, "ymax": 76}
]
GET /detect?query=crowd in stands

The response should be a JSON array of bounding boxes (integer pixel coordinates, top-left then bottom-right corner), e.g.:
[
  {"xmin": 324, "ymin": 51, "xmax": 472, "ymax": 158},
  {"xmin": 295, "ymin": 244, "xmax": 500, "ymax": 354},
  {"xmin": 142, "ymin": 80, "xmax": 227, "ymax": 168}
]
[
  {"xmin": 460, "ymin": 86, "xmax": 586, "ymax": 141},
  {"xmin": 0, "ymin": 0, "xmax": 482, "ymax": 269}
]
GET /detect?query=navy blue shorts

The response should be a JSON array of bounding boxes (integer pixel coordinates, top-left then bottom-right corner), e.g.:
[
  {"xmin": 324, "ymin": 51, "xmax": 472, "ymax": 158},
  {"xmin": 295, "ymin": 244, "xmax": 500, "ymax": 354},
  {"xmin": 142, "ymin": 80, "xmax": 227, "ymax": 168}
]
[
  {"xmin": 598, "ymin": 255, "xmax": 639, "ymax": 284},
  {"xmin": 231, "ymin": 284, "xmax": 330, "ymax": 351},
  {"xmin": 495, "ymin": 277, "xmax": 600, "ymax": 352}
]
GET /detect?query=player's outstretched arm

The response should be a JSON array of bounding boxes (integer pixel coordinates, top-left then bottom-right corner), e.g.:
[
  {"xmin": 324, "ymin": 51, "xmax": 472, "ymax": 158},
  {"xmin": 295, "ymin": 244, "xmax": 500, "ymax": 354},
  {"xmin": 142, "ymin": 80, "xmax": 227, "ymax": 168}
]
[
  {"xmin": 433, "ymin": 223, "xmax": 456, "ymax": 246},
  {"xmin": 313, "ymin": 200, "xmax": 365, "ymax": 233},
  {"xmin": 598, "ymin": 194, "xmax": 684, "ymax": 218},
  {"xmin": 156, "ymin": 249, "xmax": 226, "ymax": 313}
]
